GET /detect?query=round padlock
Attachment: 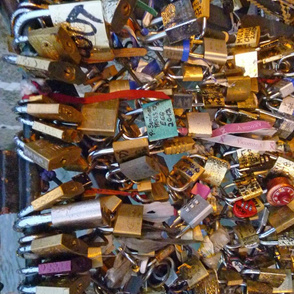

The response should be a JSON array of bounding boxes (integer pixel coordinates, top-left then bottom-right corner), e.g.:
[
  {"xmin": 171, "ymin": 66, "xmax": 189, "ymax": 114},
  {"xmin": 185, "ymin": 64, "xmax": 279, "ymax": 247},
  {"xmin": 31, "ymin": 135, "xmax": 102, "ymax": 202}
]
[{"xmin": 266, "ymin": 177, "xmax": 294, "ymax": 206}]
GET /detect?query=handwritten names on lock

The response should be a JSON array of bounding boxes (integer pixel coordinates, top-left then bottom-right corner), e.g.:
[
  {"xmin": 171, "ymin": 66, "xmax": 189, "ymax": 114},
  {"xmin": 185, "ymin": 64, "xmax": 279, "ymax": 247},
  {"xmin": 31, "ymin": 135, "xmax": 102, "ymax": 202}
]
[
  {"xmin": 236, "ymin": 26, "xmax": 260, "ymax": 47},
  {"xmin": 272, "ymin": 157, "xmax": 294, "ymax": 180},
  {"xmin": 49, "ymin": 1, "xmax": 110, "ymax": 50},
  {"xmin": 143, "ymin": 100, "xmax": 178, "ymax": 142}
]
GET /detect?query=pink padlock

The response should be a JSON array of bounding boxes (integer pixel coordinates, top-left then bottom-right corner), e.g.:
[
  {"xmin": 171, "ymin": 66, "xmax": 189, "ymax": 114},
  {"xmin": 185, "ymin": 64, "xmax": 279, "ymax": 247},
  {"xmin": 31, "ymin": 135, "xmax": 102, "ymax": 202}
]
[{"xmin": 191, "ymin": 182, "xmax": 211, "ymax": 200}]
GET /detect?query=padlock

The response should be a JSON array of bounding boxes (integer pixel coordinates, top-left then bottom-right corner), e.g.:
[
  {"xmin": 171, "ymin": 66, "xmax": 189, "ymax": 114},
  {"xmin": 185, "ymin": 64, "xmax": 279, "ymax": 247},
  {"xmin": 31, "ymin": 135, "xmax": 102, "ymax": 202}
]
[
  {"xmin": 3, "ymin": 54, "xmax": 86, "ymax": 84},
  {"xmin": 178, "ymin": 256, "xmax": 209, "ymax": 288},
  {"xmin": 193, "ymin": 155, "xmax": 230, "ymax": 187},
  {"xmin": 246, "ymin": 280, "xmax": 274, "ymax": 294},
  {"xmin": 28, "ymin": 25, "xmax": 81, "ymax": 64},
  {"xmin": 269, "ymin": 78, "xmax": 294, "ymax": 99},
  {"xmin": 167, "ymin": 156, "xmax": 205, "ymax": 192},
  {"xmin": 192, "ymin": 0, "xmax": 210, "ymax": 18},
  {"xmin": 19, "ymin": 256, "xmax": 92, "ymax": 276},
  {"xmin": 113, "ymin": 204, "xmax": 144, "ymax": 237},
  {"xmin": 187, "ymin": 112, "xmax": 212, "ymax": 137},
  {"xmin": 193, "ymin": 269, "xmax": 220, "ymax": 294},
  {"xmin": 219, "ymin": 269, "xmax": 243, "ymax": 286},
  {"xmin": 160, "ymin": 0, "xmax": 201, "ymax": 44},
  {"xmin": 233, "ymin": 222, "xmax": 259, "ymax": 248},
  {"xmin": 88, "ymin": 247, "xmax": 103, "ymax": 268},
  {"xmin": 15, "ymin": 103, "xmax": 83, "ymax": 123},
  {"xmin": 272, "ymin": 269, "xmax": 293, "ymax": 293},
  {"xmin": 203, "ymin": 37, "xmax": 227, "ymax": 64},
  {"xmin": 119, "ymin": 155, "xmax": 160, "ymax": 181},
  {"xmin": 224, "ymin": 176, "xmax": 263, "ymax": 203},
  {"xmin": 113, "ymin": 138, "xmax": 149, "ymax": 164},
  {"xmin": 201, "ymin": 86, "xmax": 226, "ymax": 108},
  {"xmin": 182, "ymin": 64, "xmax": 204, "ymax": 81},
  {"xmin": 18, "ymin": 180, "xmax": 84, "ymax": 218},
  {"xmin": 15, "ymin": 199, "xmax": 103, "ymax": 231},
  {"xmin": 225, "ymin": 76, "xmax": 252, "ymax": 102},
  {"xmin": 173, "ymin": 93, "xmax": 194, "ymax": 109},
  {"xmin": 268, "ymin": 205, "xmax": 294, "ymax": 234},
  {"xmin": 99, "ymin": 195, "xmax": 122, "ymax": 225},
  {"xmin": 235, "ymin": 26, "xmax": 261, "ymax": 47},
  {"xmin": 18, "ymin": 233, "xmax": 88, "ymax": 258},
  {"xmin": 151, "ymin": 182, "xmax": 169, "ymax": 202},
  {"xmin": 77, "ymin": 99, "xmax": 119, "ymax": 137},
  {"xmin": 271, "ymin": 156, "xmax": 294, "ymax": 180},
  {"xmin": 266, "ymin": 176, "xmax": 294, "ymax": 206},
  {"xmin": 20, "ymin": 118, "xmax": 83, "ymax": 143},
  {"xmin": 162, "ymin": 40, "xmax": 191, "ymax": 62},
  {"xmin": 242, "ymin": 268, "xmax": 287, "ymax": 288},
  {"xmin": 20, "ymin": 275, "xmax": 91, "ymax": 294},
  {"xmin": 169, "ymin": 194, "xmax": 213, "ymax": 238},
  {"xmin": 14, "ymin": 135, "xmax": 82, "ymax": 171},
  {"xmin": 233, "ymin": 198, "xmax": 264, "ymax": 218}
]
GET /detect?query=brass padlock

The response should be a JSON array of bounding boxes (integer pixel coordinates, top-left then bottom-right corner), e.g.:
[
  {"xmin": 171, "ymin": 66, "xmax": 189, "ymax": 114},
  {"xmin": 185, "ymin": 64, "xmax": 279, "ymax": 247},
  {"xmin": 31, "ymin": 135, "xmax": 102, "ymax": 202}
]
[
  {"xmin": 201, "ymin": 87, "xmax": 226, "ymax": 108},
  {"xmin": 28, "ymin": 25, "xmax": 81, "ymax": 64},
  {"xmin": 151, "ymin": 182, "xmax": 169, "ymax": 202},
  {"xmin": 18, "ymin": 180, "xmax": 84, "ymax": 217},
  {"xmin": 225, "ymin": 76, "xmax": 252, "ymax": 102},
  {"xmin": 113, "ymin": 138, "xmax": 149, "ymax": 164},
  {"xmin": 268, "ymin": 205, "xmax": 294, "ymax": 234},
  {"xmin": 258, "ymin": 268, "xmax": 287, "ymax": 288},
  {"xmin": 199, "ymin": 156, "xmax": 230, "ymax": 187},
  {"xmin": 113, "ymin": 204, "xmax": 144, "ymax": 237},
  {"xmin": 233, "ymin": 222, "xmax": 259, "ymax": 248},
  {"xmin": 88, "ymin": 247, "xmax": 103, "ymax": 268},
  {"xmin": 178, "ymin": 256, "xmax": 209, "ymax": 288},
  {"xmin": 5, "ymin": 54, "xmax": 86, "ymax": 84},
  {"xmin": 15, "ymin": 103, "xmax": 83, "ymax": 123},
  {"xmin": 235, "ymin": 26, "xmax": 261, "ymax": 48},
  {"xmin": 237, "ymin": 92, "xmax": 259, "ymax": 110},
  {"xmin": 31, "ymin": 121, "xmax": 83, "ymax": 143},
  {"xmin": 235, "ymin": 176, "xmax": 263, "ymax": 201},
  {"xmin": 182, "ymin": 65, "xmax": 203, "ymax": 81},
  {"xmin": 77, "ymin": 99, "xmax": 119, "ymax": 137},
  {"xmin": 30, "ymin": 233, "xmax": 88, "ymax": 258},
  {"xmin": 20, "ymin": 139, "xmax": 82, "ymax": 171},
  {"xmin": 192, "ymin": 0, "xmax": 210, "ymax": 18},
  {"xmin": 246, "ymin": 280, "xmax": 273, "ymax": 294},
  {"xmin": 100, "ymin": 195, "xmax": 122, "ymax": 225}
]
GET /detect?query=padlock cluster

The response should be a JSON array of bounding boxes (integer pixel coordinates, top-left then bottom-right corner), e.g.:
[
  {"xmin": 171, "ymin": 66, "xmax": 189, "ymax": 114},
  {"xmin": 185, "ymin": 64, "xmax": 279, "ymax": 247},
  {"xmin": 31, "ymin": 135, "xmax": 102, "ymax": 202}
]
[{"xmin": 2, "ymin": 0, "xmax": 294, "ymax": 293}]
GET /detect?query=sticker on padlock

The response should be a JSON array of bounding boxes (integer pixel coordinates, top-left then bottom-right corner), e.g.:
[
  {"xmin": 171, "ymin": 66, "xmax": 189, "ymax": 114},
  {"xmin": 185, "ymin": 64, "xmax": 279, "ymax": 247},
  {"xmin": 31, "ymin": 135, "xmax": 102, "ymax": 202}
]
[
  {"xmin": 142, "ymin": 100, "xmax": 178, "ymax": 142},
  {"xmin": 278, "ymin": 96, "xmax": 294, "ymax": 115}
]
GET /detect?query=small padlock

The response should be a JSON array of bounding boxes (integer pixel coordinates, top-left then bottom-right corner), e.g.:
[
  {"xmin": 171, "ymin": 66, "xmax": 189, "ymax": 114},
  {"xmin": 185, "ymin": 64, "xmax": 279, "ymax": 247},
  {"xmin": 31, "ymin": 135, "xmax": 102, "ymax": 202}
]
[
  {"xmin": 18, "ymin": 180, "xmax": 84, "ymax": 217},
  {"xmin": 15, "ymin": 103, "xmax": 83, "ymax": 123},
  {"xmin": 187, "ymin": 112, "xmax": 212, "ymax": 138},
  {"xmin": 235, "ymin": 26, "xmax": 261, "ymax": 47},
  {"xmin": 233, "ymin": 222, "xmax": 259, "ymax": 248},
  {"xmin": 225, "ymin": 76, "xmax": 252, "ymax": 102},
  {"xmin": 15, "ymin": 136, "xmax": 82, "ymax": 171},
  {"xmin": 113, "ymin": 204, "xmax": 144, "ymax": 237},
  {"xmin": 28, "ymin": 25, "xmax": 81, "ymax": 64},
  {"xmin": 203, "ymin": 37, "xmax": 227, "ymax": 65},
  {"xmin": 178, "ymin": 256, "xmax": 209, "ymax": 288},
  {"xmin": 268, "ymin": 205, "xmax": 294, "ymax": 234}
]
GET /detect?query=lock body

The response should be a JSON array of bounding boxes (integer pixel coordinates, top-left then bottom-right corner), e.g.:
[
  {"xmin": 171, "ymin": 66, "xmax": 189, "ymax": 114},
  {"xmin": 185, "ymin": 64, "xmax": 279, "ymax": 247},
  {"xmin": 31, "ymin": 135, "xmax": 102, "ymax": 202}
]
[
  {"xmin": 113, "ymin": 204, "xmax": 144, "ymax": 237},
  {"xmin": 31, "ymin": 234, "xmax": 88, "ymax": 257},
  {"xmin": 267, "ymin": 177, "xmax": 294, "ymax": 206},
  {"xmin": 78, "ymin": 100, "xmax": 119, "ymax": 136},
  {"xmin": 187, "ymin": 112, "xmax": 212, "ymax": 138},
  {"xmin": 233, "ymin": 222, "xmax": 259, "ymax": 248},
  {"xmin": 30, "ymin": 180, "xmax": 84, "ymax": 213},
  {"xmin": 51, "ymin": 199, "xmax": 103, "ymax": 229},
  {"xmin": 23, "ymin": 140, "xmax": 81, "ymax": 170},
  {"xmin": 28, "ymin": 26, "xmax": 81, "ymax": 64}
]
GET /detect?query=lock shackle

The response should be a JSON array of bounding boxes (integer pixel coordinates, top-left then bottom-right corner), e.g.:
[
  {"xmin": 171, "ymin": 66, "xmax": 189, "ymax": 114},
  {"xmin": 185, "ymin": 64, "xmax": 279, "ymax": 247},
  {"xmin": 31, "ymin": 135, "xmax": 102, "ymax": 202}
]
[
  {"xmin": 214, "ymin": 108, "xmax": 244, "ymax": 126},
  {"xmin": 147, "ymin": 259, "xmax": 171, "ymax": 288},
  {"xmin": 241, "ymin": 269, "xmax": 260, "ymax": 275},
  {"xmin": 19, "ymin": 232, "xmax": 61, "ymax": 244},
  {"xmin": 18, "ymin": 267, "xmax": 38, "ymax": 275},
  {"xmin": 92, "ymin": 79, "xmax": 109, "ymax": 93},
  {"xmin": 13, "ymin": 9, "xmax": 50, "ymax": 40},
  {"xmin": 260, "ymin": 240, "xmax": 279, "ymax": 245},
  {"xmin": 265, "ymin": 98, "xmax": 283, "ymax": 112},
  {"xmin": 258, "ymin": 227, "xmax": 276, "ymax": 239},
  {"xmin": 105, "ymin": 168, "xmax": 129, "ymax": 183},
  {"xmin": 256, "ymin": 207, "xmax": 269, "ymax": 235},
  {"xmin": 88, "ymin": 147, "xmax": 114, "ymax": 162},
  {"xmin": 225, "ymin": 243, "xmax": 241, "ymax": 250},
  {"xmin": 11, "ymin": 8, "xmax": 33, "ymax": 32},
  {"xmin": 16, "ymin": 148, "xmax": 34, "ymax": 164},
  {"xmin": 277, "ymin": 52, "xmax": 294, "ymax": 76},
  {"xmin": 166, "ymin": 175, "xmax": 192, "ymax": 192},
  {"xmin": 14, "ymin": 214, "xmax": 51, "ymax": 231},
  {"xmin": 18, "ymin": 284, "xmax": 36, "ymax": 294}
]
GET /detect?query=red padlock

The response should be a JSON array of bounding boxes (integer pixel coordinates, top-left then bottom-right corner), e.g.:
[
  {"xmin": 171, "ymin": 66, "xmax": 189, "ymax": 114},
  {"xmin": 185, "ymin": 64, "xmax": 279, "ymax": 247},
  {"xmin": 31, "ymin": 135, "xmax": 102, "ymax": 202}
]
[
  {"xmin": 266, "ymin": 177, "xmax": 294, "ymax": 206},
  {"xmin": 233, "ymin": 199, "xmax": 257, "ymax": 218}
]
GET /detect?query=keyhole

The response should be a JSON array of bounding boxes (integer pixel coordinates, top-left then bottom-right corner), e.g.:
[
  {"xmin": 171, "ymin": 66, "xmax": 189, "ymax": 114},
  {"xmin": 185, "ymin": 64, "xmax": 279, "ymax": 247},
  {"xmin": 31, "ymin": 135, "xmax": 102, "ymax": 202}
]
[{"xmin": 121, "ymin": 3, "xmax": 131, "ymax": 16}]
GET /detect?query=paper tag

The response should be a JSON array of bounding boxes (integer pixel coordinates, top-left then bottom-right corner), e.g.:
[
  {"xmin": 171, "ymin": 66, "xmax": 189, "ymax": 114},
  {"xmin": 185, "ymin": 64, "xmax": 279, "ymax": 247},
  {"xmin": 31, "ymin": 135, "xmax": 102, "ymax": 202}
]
[
  {"xmin": 278, "ymin": 96, "xmax": 294, "ymax": 115},
  {"xmin": 143, "ymin": 100, "xmax": 178, "ymax": 141},
  {"xmin": 235, "ymin": 51, "xmax": 258, "ymax": 78},
  {"xmin": 49, "ymin": 1, "xmax": 110, "ymax": 49}
]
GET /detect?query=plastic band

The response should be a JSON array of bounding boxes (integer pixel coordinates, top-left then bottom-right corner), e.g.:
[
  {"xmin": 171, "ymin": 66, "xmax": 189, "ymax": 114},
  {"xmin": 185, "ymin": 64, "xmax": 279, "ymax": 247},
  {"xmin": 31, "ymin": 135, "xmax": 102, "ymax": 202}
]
[{"xmin": 181, "ymin": 39, "xmax": 190, "ymax": 62}]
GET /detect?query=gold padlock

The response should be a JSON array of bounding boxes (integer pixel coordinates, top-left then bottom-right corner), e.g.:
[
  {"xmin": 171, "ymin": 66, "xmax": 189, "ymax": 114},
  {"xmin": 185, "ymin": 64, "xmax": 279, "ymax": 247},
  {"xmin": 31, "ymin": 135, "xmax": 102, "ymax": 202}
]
[
  {"xmin": 225, "ymin": 76, "xmax": 251, "ymax": 102},
  {"xmin": 28, "ymin": 25, "xmax": 81, "ymax": 64},
  {"xmin": 235, "ymin": 26, "xmax": 261, "ymax": 48},
  {"xmin": 113, "ymin": 204, "xmax": 144, "ymax": 237},
  {"xmin": 22, "ymin": 139, "xmax": 81, "ymax": 171}
]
